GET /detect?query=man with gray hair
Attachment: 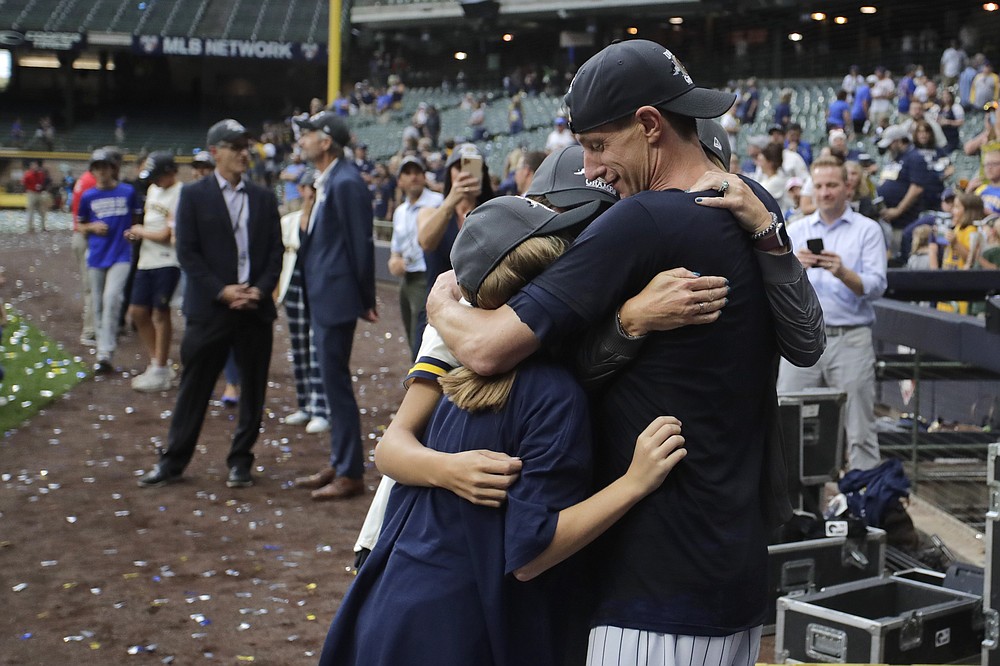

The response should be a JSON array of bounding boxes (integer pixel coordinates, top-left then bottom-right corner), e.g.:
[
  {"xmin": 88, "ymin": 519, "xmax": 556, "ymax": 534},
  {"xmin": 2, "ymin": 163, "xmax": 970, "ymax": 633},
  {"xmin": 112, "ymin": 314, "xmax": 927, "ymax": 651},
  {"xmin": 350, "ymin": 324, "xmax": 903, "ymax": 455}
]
[{"xmin": 293, "ymin": 111, "xmax": 377, "ymax": 501}]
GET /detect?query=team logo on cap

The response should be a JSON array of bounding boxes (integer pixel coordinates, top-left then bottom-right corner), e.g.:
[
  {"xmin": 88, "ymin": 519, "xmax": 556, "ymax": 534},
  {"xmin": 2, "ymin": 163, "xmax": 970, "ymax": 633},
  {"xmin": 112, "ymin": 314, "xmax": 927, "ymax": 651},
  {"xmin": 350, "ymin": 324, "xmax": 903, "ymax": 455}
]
[
  {"xmin": 714, "ymin": 137, "xmax": 723, "ymax": 151},
  {"xmin": 662, "ymin": 49, "xmax": 693, "ymax": 85},
  {"xmin": 586, "ymin": 178, "xmax": 618, "ymax": 196},
  {"xmin": 223, "ymin": 119, "xmax": 246, "ymax": 133}
]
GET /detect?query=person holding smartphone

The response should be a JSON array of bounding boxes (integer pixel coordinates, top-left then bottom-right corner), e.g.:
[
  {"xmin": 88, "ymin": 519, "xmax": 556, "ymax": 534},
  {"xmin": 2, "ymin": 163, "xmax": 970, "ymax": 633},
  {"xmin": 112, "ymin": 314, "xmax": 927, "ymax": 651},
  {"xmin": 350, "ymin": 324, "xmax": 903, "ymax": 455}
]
[
  {"xmin": 779, "ymin": 156, "xmax": 887, "ymax": 472},
  {"xmin": 416, "ymin": 143, "xmax": 495, "ymax": 345}
]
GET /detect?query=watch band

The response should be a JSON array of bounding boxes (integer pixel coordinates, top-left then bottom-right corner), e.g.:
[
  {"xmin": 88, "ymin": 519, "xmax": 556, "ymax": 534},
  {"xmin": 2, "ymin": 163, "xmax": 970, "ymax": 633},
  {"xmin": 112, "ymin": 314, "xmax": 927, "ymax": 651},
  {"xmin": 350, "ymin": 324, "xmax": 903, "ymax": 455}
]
[{"xmin": 754, "ymin": 220, "xmax": 789, "ymax": 251}]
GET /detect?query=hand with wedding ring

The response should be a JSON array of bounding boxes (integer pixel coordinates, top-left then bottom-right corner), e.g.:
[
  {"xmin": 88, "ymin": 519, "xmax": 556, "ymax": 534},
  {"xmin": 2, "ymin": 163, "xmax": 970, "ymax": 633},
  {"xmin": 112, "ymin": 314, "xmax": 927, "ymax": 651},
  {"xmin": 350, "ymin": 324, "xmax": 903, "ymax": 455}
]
[
  {"xmin": 688, "ymin": 170, "xmax": 774, "ymax": 237},
  {"xmin": 616, "ymin": 267, "xmax": 730, "ymax": 337}
]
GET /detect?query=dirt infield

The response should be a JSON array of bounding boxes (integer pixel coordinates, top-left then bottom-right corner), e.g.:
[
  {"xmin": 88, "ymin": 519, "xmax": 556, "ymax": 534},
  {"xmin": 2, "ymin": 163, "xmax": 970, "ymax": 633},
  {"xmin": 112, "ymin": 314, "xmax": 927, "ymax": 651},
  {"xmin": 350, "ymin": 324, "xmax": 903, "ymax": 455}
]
[{"xmin": 0, "ymin": 222, "xmax": 411, "ymax": 664}]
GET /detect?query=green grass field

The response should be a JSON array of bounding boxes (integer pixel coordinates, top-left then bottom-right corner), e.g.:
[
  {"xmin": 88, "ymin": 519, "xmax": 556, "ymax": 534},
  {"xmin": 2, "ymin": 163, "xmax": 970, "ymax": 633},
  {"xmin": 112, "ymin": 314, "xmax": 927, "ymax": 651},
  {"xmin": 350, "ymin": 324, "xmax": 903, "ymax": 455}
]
[{"xmin": 1, "ymin": 303, "xmax": 90, "ymax": 435}]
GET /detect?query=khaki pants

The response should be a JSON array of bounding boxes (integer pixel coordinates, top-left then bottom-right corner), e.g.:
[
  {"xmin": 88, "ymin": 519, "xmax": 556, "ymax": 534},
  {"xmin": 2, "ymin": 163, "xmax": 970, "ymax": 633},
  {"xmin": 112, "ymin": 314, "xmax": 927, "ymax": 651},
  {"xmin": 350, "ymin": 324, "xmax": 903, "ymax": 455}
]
[
  {"xmin": 25, "ymin": 192, "xmax": 47, "ymax": 231},
  {"xmin": 72, "ymin": 231, "xmax": 96, "ymax": 337}
]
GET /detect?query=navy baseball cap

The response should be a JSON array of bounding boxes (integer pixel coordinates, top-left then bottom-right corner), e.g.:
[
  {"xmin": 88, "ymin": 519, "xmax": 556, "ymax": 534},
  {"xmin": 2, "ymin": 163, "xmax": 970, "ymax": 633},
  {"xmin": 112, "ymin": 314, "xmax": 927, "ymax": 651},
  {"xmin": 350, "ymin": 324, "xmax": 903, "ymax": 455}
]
[
  {"xmin": 206, "ymin": 119, "xmax": 251, "ymax": 147},
  {"xmin": 451, "ymin": 196, "xmax": 601, "ymax": 307},
  {"xmin": 294, "ymin": 111, "xmax": 351, "ymax": 148},
  {"xmin": 524, "ymin": 144, "xmax": 619, "ymax": 208},
  {"xmin": 138, "ymin": 151, "xmax": 177, "ymax": 181},
  {"xmin": 564, "ymin": 39, "xmax": 736, "ymax": 134}
]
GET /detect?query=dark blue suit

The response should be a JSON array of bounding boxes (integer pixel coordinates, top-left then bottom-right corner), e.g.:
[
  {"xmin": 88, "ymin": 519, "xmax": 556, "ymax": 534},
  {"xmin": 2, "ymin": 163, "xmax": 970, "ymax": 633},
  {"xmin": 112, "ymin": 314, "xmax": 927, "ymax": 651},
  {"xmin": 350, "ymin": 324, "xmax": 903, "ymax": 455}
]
[
  {"xmin": 299, "ymin": 159, "xmax": 375, "ymax": 480},
  {"xmin": 159, "ymin": 173, "xmax": 283, "ymax": 476}
]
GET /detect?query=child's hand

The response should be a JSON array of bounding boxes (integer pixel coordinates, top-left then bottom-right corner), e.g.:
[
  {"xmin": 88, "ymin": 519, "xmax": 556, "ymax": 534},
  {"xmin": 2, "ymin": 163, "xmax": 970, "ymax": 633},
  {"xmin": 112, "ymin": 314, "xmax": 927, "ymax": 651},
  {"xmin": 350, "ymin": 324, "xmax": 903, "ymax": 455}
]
[{"xmin": 625, "ymin": 416, "xmax": 686, "ymax": 496}]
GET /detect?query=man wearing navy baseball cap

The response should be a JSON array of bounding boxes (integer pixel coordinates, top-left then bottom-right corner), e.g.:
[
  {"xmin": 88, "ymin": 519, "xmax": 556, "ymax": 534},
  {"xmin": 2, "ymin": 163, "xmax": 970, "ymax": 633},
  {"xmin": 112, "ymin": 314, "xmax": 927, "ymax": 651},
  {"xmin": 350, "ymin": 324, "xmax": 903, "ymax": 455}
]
[
  {"xmin": 139, "ymin": 119, "xmax": 283, "ymax": 490},
  {"xmin": 426, "ymin": 39, "xmax": 825, "ymax": 665},
  {"xmin": 292, "ymin": 109, "xmax": 377, "ymax": 501}
]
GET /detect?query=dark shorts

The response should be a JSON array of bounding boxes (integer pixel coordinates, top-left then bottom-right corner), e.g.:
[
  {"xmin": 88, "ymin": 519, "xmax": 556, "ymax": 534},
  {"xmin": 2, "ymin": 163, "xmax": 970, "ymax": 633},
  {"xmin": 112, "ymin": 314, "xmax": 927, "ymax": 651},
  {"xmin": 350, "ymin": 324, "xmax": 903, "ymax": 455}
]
[{"xmin": 130, "ymin": 266, "xmax": 181, "ymax": 310}]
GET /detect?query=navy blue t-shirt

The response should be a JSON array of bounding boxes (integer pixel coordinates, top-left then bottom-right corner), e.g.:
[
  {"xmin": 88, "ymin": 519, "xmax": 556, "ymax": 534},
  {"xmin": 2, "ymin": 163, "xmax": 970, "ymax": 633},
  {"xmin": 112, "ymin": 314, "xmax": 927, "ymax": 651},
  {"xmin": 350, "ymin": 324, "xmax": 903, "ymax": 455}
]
[
  {"xmin": 877, "ymin": 146, "xmax": 937, "ymax": 229},
  {"xmin": 320, "ymin": 360, "xmax": 594, "ymax": 665},
  {"xmin": 508, "ymin": 179, "xmax": 778, "ymax": 635},
  {"xmin": 423, "ymin": 213, "xmax": 460, "ymax": 297}
]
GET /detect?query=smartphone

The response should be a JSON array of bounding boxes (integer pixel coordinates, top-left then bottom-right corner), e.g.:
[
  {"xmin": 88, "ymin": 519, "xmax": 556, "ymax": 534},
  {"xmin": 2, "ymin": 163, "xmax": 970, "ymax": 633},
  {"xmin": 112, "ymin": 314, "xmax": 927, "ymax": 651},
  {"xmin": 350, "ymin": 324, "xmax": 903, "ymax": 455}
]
[
  {"xmin": 807, "ymin": 238, "xmax": 825, "ymax": 254},
  {"xmin": 460, "ymin": 154, "xmax": 483, "ymax": 185}
]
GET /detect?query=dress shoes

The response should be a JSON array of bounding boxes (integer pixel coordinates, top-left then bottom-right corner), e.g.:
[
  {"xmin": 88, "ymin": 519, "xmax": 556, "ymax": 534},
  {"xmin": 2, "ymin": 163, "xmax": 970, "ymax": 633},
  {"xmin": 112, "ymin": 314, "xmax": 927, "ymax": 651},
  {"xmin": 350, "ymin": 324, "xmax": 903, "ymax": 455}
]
[
  {"xmin": 137, "ymin": 465, "xmax": 181, "ymax": 488},
  {"xmin": 226, "ymin": 467, "xmax": 253, "ymax": 488},
  {"xmin": 311, "ymin": 476, "xmax": 364, "ymax": 501},
  {"xmin": 294, "ymin": 467, "xmax": 336, "ymax": 489}
]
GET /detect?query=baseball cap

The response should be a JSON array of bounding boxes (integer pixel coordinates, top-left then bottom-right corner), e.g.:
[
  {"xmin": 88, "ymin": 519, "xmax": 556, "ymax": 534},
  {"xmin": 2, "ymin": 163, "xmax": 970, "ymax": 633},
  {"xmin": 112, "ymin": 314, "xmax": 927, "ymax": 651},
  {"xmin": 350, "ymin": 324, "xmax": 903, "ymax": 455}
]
[
  {"xmin": 524, "ymin": 145, "xmax": 619, "ymax": 208},
  {"xmin": 877, "ymin": 125, "xmax": 911, "ymax": 149},
  {"xmin": 828, "ymin": 128, "xmax": 848, "ymax": 143},
  {"xmin": 138, "ymin": 151, "xmax": 178, "ymax": 181},
  {"xmin": 451, "ymin": 196, "xmax": 601, "ymax": 306},
  {"xmin": 89, "ymin": 147, "xmax": 121, "ymax": 170},
  {"xmin": 206, "ymin": 119, "xmax": 251, "ymax": 147},
  {"xmin": 294, "ymin": 110, "xmax": 351, "ymax": 148},
  {"xmin": 768, "ymin": 124, "xmax": 785, "ymax": 135},
  {"xmin": 397, "ymin": 155, "xmax": 427, "ymax": 177},
  {"xmin": 564, "ymin": 39, "xmax": 736, "ymax": 134},
  {"xmin": 785, "ymin": 177, "xmax": 804, "ymax": 191},
  {"xmin": 192, "ymin": 150, "xmax": 215, "ymax": 168},
  {"xmin": 444, "ymin": 142, "xmax": 482, "ymax": 170},
  {"xmin": 555, "ymin": 116, "xmax": 567, "ymax": 125},
  {"xmin": 697, "ymin": 119, "xmax": 731, "ymax": 167},
  {"xmin": 298, "ymin": 167, "xmax": 318, "ymax": 188}
]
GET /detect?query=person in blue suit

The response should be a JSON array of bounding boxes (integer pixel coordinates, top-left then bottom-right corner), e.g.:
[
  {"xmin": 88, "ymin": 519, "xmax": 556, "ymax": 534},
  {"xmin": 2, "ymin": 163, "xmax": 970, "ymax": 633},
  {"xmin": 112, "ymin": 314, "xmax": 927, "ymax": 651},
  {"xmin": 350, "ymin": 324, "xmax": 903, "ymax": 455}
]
[
  {"xmin": 292, "ymin": 111, "xmax": 377, "ymax": 501},
  {"xmin": 138, "ymin": 119, "xmax": 283, "ymax": 489}
]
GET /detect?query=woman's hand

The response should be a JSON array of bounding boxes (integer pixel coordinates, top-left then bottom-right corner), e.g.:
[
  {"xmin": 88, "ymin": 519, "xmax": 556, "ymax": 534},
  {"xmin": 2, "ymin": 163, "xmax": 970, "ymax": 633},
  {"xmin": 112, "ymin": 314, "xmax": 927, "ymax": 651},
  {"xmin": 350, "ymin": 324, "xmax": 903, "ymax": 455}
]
[
  {"xmin": 447, "ymin": 171, "xmax": 482, "ymax": 206},
  {"xmin": 623, "ymin": 416, "xmax": 686, "ymax": 497},
  {"xmin": 688, "ymin": 171, "xmax": 774, "ymax": 236}
]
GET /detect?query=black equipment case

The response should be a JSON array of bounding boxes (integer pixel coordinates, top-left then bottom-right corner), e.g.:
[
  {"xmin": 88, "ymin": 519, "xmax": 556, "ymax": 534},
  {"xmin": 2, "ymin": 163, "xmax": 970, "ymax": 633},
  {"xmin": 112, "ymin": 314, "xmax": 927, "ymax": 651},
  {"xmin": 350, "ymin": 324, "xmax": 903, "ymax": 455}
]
[
  {"xmin": 765, "ymin": 526, "xmax": 886, "ymax": 632},
  {"xmin": 775, "ymin": 576, "xmax": 983, "ymax": 664}
]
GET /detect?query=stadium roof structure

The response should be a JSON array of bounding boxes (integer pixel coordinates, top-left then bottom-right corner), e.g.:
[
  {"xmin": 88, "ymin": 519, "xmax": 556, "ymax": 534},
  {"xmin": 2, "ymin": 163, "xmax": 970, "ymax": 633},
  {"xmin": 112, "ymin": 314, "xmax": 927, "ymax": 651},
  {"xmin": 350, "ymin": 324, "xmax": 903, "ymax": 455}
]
[{"xmin": 0, "ymin": 0, "xmax": 330, "ymax": 43}]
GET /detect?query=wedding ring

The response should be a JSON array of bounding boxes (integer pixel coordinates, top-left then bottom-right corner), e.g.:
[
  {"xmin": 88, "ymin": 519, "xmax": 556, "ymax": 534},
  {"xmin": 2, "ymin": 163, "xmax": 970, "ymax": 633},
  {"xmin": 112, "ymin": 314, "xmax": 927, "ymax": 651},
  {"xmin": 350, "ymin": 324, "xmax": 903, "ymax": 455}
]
[
  {"xmin": 698, "ymin": 302, "xmax": 704, "ymax": 312},
  {"xmin": 718, "ymin": 180, "xmax": 729, "ymax": 196}
]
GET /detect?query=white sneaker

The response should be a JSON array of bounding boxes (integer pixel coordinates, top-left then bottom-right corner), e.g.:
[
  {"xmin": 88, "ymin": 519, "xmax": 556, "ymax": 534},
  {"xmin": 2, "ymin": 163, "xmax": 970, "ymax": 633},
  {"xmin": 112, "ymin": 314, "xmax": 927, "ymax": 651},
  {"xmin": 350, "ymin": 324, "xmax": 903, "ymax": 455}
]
[
  {"xmin": 79, "ymin": 333, "xmax": 97, "ymax": 347},
  {"xmin": 132, "ymin": 371, "xmax": 172, "ymax": 392},
  {"xmin": 305, "ymin": 417, "xmax": 331, "ymax": 434},
  {"xmin": 284, "ymin": 410, "xmax": 311, "ymax": 426}
]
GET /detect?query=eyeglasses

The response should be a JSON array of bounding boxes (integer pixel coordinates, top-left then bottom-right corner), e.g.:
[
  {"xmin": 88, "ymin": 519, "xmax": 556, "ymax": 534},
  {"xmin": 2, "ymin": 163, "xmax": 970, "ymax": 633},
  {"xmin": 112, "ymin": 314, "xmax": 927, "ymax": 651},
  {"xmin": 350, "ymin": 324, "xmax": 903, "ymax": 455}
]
[{"xmin": 218, "ymin": 141, "xmax": 250, "ymax": 152}]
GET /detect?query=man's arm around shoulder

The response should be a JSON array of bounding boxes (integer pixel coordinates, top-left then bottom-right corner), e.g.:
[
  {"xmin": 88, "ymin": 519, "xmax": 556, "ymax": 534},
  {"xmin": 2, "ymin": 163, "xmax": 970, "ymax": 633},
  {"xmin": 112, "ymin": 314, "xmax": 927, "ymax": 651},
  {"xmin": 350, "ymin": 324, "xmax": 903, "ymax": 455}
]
[{"xmin": 426, "ymin": 272, "xmax": 539, "ymax": 376}]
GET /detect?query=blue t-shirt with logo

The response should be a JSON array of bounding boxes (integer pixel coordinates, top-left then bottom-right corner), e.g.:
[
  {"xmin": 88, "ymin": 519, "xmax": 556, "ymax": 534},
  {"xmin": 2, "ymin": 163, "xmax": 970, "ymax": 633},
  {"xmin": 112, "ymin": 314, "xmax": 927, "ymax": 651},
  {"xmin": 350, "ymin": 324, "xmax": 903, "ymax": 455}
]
[
  {"xmin": 876, "ymin": 147, "xmax": 937, "ymax": 229},
  {"xmin": 79, "ymin": 183, "xmax": 140, "ymax": 268}
]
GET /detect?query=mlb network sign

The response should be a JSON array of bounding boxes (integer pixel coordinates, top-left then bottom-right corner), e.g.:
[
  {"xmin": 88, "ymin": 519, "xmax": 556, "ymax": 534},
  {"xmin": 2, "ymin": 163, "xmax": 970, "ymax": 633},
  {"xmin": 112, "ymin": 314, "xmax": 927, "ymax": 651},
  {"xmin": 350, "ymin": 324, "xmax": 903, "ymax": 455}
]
[{"xmin": 134, "ymin": 35, "xmax": 325, "ymax": 61}]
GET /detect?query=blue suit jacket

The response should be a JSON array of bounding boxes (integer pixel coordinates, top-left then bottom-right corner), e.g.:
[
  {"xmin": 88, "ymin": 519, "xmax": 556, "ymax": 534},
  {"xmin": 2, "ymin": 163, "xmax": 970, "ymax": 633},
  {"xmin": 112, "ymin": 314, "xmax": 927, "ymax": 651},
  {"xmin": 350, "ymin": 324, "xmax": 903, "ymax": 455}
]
[
  {"xmin": 174, "ymin": 174, "xmax": 283, "ymax": 323},
  {"xmin": 300, "ymin": 160, "xmax": 376, "ymax": 327}
]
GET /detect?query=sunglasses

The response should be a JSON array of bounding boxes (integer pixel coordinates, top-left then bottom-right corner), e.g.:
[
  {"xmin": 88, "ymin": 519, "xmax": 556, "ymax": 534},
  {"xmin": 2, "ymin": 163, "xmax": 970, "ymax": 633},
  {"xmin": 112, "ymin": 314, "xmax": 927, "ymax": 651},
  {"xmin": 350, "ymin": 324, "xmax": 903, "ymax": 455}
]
[{"xmin": 218, "ymin": 141, "xmax": 250, "ymax": 152}]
